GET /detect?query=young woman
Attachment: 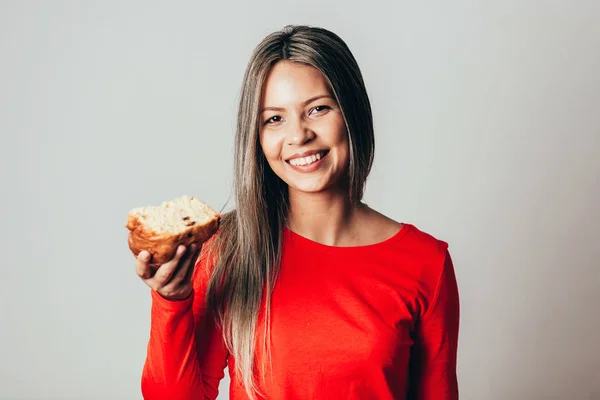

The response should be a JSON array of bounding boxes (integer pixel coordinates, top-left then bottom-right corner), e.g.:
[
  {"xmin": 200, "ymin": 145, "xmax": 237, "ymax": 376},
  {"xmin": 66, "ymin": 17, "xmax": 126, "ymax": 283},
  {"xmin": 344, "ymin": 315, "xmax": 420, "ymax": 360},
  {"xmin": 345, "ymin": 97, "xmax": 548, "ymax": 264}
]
[{"xmin": 136, "ymin": 25, "xmax": 460, "ymax": 400}]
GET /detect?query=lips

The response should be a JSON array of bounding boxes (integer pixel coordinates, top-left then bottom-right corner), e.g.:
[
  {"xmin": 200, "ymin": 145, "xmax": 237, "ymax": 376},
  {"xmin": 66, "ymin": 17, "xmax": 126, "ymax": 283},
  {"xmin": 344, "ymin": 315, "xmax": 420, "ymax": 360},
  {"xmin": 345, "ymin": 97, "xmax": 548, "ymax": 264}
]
[{"xmin": 286, "ymin": 150, "xmax": 329, "ymax": 167}]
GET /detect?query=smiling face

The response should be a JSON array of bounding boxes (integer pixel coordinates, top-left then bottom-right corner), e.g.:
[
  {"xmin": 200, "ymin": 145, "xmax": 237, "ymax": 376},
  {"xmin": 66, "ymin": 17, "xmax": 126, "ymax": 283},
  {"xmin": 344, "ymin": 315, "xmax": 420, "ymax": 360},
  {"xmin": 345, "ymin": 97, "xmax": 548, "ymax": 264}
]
[{"xmin": 259, "ymin": 61, "xmax": 349, "ymax": 195}]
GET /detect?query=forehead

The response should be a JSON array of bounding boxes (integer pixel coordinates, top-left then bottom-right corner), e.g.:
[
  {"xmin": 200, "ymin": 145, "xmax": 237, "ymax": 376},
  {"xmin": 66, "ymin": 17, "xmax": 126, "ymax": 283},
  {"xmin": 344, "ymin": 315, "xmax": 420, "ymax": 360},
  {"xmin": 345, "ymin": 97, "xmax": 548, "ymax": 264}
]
[{"xmin": 260, "ymin": 61, "xmax": 331, "ymax": 106}]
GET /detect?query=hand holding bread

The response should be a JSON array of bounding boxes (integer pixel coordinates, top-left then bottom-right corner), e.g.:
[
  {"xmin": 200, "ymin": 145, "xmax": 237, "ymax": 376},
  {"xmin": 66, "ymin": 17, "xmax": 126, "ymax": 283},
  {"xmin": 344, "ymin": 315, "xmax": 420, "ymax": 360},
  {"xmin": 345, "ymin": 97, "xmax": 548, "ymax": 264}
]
[
  {"xmin": 135, "ymin": 244, "xmax": 200, "ymax": 301},
  {"xmin": 126, "ymin": 195, "xmax": 220, "ymax": 301}
]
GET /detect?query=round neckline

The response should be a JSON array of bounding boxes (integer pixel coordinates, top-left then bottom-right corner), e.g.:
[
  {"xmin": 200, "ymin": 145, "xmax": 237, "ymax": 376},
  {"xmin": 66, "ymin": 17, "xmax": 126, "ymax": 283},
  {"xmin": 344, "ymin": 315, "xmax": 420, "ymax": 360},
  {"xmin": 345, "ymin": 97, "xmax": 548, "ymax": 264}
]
[{"xmin": 283, "ymin": 223, "xmax": 410, "ymax": 252}]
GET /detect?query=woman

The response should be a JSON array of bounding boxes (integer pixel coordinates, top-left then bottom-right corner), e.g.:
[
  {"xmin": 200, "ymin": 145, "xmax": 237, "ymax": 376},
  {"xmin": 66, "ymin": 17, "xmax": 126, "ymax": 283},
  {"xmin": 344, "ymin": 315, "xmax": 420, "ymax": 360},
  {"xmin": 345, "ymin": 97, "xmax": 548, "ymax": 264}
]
[{"xmin": 136, "ymin": 25, "xmax": 460, "ymax": 400}]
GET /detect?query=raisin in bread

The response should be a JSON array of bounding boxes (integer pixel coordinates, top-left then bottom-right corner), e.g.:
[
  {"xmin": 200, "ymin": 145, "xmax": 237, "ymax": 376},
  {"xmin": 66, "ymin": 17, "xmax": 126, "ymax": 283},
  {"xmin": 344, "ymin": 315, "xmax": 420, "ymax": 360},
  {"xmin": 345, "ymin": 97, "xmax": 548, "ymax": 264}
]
[{"xmin": 126, "ymin": 195, "xmax": 220, "ymax": 267}]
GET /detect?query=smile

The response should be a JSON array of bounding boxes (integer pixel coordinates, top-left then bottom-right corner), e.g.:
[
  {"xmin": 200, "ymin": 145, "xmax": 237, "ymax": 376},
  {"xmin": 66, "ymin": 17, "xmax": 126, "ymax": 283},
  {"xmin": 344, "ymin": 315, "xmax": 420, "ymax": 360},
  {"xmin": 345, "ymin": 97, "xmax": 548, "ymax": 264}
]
[{"xmin": 287, "ymin": 151, "xmax": 329, "ymax": 166}]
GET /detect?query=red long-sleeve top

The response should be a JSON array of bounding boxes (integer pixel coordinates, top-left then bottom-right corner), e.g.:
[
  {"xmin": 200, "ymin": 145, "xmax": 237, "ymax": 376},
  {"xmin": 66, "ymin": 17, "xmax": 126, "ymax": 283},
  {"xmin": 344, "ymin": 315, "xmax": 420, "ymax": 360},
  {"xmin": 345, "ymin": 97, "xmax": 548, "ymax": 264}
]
[{"xmin": 141, "ymin": 223, "xmax": 460, "ymax": 399}]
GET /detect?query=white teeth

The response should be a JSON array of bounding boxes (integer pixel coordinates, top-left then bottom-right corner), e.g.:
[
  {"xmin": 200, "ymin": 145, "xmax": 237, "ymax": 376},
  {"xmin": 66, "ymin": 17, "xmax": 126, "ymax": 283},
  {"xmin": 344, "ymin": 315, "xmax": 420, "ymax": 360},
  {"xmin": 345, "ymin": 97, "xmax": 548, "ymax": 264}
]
[{"xmin": 289, "ymin": 152, "xmax": 324, "ymax": 166}]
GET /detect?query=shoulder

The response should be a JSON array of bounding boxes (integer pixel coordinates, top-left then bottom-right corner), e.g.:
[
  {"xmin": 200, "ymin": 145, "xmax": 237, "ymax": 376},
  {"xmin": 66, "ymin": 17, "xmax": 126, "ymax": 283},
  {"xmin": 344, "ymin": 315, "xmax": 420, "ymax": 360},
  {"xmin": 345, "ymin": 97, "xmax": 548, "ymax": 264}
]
[
  {"xmin": 362, "ymin": 205, "xmax": 449, "ymax": 258},
  {"xmin": 399, "ymin": 223, "xmax": 454, "ymax": 308},
  {"xmin": 358, "ymin": 205, "xmax": 404, "ymax": 245},
  {"xmin": 397, "ymin": 223, "xmax": 450, "ymax": 287},
  {"xmin": 401, "ymin": 223, "xmax": 449, "ymax": 259},
  {"xmin": 367, "ymin": 209, "xmax": 451, "ymax": 287}
]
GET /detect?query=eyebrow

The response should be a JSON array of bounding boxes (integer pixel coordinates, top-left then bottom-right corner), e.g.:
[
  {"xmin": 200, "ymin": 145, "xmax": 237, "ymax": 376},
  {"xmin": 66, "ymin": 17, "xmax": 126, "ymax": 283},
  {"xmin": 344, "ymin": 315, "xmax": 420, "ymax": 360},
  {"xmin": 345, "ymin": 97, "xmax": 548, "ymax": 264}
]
[{"xmin": 260, "ymin": 94, "xmax": 333, "ymax": 113}]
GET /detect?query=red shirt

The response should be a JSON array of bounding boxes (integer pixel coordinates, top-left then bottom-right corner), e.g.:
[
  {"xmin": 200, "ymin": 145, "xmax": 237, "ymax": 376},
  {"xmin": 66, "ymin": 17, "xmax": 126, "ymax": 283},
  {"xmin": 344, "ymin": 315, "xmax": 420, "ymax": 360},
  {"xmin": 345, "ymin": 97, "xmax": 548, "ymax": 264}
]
[{"xmin": 141, "ymin": 223, "xmax": 460, "ymax": 399}]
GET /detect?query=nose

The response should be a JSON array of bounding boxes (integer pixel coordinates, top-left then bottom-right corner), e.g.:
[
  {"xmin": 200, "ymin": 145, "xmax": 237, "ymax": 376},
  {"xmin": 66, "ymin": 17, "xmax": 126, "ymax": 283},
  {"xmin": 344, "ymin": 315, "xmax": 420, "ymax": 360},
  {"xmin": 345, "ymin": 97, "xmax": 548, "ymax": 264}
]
[{"xmin": 286, "ymin": 118, "xmax": 315, "ymax": 146}]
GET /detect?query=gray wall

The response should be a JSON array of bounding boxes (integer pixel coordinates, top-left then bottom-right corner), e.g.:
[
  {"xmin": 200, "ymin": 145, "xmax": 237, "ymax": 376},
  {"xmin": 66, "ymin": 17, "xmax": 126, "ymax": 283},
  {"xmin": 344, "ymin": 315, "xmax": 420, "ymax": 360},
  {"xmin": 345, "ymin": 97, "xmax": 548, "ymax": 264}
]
[{"xmin": 2, "ymin": 1, "xmax": 599, "ymax": 399}]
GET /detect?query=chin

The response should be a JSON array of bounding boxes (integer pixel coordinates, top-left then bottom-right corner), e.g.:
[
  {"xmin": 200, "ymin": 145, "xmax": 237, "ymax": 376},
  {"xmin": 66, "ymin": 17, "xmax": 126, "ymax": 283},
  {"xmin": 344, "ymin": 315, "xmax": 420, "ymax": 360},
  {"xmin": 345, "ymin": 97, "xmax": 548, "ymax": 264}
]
[
  {"xmin": 290, "ymin": 185, "xmax": 327, "ymax": 194},
  {"xmin": 286, "ymin": 176, "xmax": 342, "ymax": 195}
]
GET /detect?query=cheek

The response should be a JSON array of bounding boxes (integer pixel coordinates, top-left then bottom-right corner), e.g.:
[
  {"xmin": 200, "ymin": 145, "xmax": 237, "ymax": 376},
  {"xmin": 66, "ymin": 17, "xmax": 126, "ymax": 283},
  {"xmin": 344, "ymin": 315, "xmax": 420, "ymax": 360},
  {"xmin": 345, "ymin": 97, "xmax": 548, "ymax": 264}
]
[
  {"xmin": 322, "ymin": 115, "xmax": 347, "ymax": 146},
  {"xmin": 331, "ymin": 123, "xmax": 349, "ymax": 160},
  {"xmin": 260, "ymin": 133, "xmax": 283, "ymax": 165}
]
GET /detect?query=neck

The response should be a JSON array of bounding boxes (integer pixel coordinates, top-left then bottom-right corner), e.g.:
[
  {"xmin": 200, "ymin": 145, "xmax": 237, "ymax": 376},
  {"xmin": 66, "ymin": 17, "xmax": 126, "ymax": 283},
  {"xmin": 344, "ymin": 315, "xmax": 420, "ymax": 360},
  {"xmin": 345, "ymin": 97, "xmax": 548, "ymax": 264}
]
[{"xmin": 286, "ymin": 187, "xmax": 364, "ymax": 246}]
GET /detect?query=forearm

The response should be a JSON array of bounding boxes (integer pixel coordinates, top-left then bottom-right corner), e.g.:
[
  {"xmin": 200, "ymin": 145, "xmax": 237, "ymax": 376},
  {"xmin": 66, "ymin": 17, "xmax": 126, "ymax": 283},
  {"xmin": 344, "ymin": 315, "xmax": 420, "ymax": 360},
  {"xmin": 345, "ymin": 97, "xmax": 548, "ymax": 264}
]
[{"xmin": 141, "ymin": 290, "xmax": 206, "ymax": 400}]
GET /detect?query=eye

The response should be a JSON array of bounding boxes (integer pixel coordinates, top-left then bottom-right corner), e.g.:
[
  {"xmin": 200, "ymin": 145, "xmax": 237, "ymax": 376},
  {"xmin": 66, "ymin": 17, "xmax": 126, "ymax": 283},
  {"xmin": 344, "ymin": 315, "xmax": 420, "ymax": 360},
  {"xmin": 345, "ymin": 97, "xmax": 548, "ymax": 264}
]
[
  {"xmin": 310, "ymin": 105, "xmax": 331, "ymax": 115},
  {"xmin": 264, "ymin": 115, "xmax": 282, "ymax": 125}
]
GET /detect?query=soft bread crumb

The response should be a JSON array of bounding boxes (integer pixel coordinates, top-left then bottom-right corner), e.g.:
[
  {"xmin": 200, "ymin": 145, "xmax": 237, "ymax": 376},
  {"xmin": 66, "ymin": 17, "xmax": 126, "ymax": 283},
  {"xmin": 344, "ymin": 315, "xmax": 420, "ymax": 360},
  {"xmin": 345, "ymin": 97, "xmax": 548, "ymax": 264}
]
[{"xmin": 128, "ymin": 195, "xmax": 218, "ymax": 235}]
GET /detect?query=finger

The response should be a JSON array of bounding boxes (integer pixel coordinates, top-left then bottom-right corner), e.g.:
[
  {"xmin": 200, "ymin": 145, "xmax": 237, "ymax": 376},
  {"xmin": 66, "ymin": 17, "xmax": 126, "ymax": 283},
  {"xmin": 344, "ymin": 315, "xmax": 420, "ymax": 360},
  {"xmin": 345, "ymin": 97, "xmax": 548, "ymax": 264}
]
[
  {"xmin": 150, "ymin": 245, "xmax": 187, "ymax": 288},
  {"xmin": 136, "ymin": 250, "xmax": 152, "ymax": 279},
  {"xmin": 182, "ymin": 245, "xmax": 202, "ymax": 284},
  {"xmin": 158, "ymin": 244, "xmax": 201, "ymax": 301},
  {"xmin": 168, "ymin": 243, "xmax": 202, "ymax": 287}
]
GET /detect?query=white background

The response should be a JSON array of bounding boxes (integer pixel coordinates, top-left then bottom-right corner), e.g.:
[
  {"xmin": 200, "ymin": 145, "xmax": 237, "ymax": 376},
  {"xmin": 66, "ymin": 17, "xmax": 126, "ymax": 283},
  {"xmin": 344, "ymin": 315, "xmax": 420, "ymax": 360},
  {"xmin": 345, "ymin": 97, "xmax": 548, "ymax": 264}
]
[{"xmin": 1, "ymin": 1, "xmax": 599, "ymax": 399}]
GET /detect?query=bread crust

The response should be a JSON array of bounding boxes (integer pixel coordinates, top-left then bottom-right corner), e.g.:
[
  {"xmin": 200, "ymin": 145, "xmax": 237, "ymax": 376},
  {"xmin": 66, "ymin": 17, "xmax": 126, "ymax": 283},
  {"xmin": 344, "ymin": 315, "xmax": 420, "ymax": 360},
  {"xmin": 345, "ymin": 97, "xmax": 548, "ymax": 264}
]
[{"xmin": 126, "ymin": 212, "xmax": 220, "ymax": 267}]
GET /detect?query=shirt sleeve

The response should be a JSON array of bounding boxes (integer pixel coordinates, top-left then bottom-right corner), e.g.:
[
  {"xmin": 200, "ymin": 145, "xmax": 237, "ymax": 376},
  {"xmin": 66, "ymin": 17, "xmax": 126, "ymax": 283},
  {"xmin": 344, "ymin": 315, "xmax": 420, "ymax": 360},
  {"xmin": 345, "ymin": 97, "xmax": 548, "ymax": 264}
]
[
  {"xmin": 408, "ymin": 249, "xmax": 460, "ymax": 400},
  {"xmin": 140, "ymin": 246, "xmax": 229, "ymax": 400}
]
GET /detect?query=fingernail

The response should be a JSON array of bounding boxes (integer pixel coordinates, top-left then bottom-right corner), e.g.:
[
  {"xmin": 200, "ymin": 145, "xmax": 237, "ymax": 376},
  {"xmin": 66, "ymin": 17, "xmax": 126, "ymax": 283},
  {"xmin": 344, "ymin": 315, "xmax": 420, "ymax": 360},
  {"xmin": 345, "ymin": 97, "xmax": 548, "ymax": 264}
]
[{"xmin": 140, "ymin": 251, "xmax": 149, "ymax": 261}]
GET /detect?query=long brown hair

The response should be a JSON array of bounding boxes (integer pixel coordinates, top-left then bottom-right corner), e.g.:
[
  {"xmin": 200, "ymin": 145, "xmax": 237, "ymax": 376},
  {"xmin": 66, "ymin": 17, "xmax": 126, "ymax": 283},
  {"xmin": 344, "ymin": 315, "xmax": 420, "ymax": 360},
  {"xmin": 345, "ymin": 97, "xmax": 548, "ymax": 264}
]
[{"xmin": 206, "ymin": 25, "xmax": 375, "ymax": 399}]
